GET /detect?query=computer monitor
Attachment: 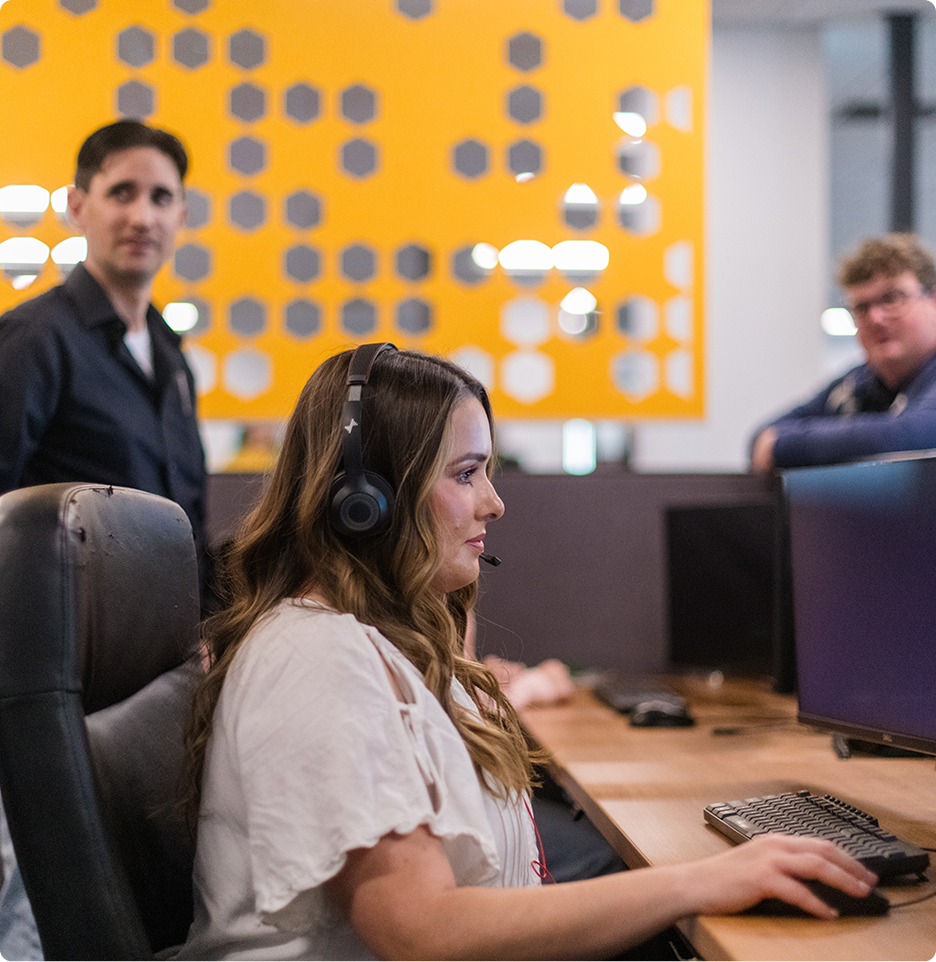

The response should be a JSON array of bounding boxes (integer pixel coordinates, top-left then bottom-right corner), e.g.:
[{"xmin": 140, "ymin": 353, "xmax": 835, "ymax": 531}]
[
  {"xmin": 783, "ymin": 452, "xmax": 936, "ymax": 756},
  {"xmin": 666, "ymin": 504, "xmax": 778, "ymax": 677}
]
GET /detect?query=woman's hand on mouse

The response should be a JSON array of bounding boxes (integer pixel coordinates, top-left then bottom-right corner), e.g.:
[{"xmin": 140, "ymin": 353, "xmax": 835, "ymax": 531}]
[{"xmin": 679, "ymin": 834, "xmax": 878, "ymax": 919}]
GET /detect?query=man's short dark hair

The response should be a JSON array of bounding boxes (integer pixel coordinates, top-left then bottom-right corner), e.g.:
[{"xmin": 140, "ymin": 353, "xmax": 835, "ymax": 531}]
[
  {"xmin": 74, "ymin": 119, "xmax": 188, "ymax": 191},
  {"xmin": 837, "ymin": 233, "xmax": 936, "ymax": 294}
]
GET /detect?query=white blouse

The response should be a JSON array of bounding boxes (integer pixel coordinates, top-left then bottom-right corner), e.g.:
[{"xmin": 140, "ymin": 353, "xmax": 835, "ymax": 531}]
[{"xmin": 178, "ymin": 600, "xmax": 540, "ymax": 961}]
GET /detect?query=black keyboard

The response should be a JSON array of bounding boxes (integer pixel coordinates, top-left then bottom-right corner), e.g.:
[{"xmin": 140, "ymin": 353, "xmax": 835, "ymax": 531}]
[
  {"xmin": 591, "ymin": 671, "xmax": 686, "ymax": 715},
  {"xmin": 704, "ymin": 790, "xmax": 930, "ymax": 880}
]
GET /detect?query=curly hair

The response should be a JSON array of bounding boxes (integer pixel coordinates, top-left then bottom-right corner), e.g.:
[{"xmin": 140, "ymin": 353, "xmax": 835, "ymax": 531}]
[
  {"xmin": 182, "ymin": 348, "xmax": 543, "ymax": 828},
  {"xmin": 837, "ymin": 233, "xmax": 936, "ymax": 293}
]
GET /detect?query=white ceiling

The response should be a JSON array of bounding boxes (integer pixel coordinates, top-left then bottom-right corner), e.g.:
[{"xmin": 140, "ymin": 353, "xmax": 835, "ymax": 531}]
[{"xmin": 712, "ymin": 0, "xmax": 934, "ymax": 26}]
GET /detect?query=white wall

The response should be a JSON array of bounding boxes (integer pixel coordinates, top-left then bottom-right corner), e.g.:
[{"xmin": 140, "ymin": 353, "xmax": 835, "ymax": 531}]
[{"xmin": 632, "ymin": 25, "xmax": 832, "ymax": 471}]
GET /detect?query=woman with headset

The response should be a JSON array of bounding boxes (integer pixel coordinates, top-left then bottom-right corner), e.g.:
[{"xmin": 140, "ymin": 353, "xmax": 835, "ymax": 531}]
[{"xmin": 179, "ymin": 344, "xmax": 876, "ymax": 960}]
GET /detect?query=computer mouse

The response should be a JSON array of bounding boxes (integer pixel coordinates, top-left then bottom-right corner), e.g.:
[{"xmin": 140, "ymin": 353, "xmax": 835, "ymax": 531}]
[
  {"xmin": 748, "ymin": 880, "xmax": 890, "ymax": 917},
  {"xmin": 629, "ymin": 699, "xmax": 695, "ymax": 727}
]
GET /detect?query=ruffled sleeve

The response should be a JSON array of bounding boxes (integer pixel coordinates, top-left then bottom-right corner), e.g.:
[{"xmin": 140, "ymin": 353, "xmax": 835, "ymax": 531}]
[{"xmin": 214, "ymin": 602, "xmax": 505, "ymax": 923}]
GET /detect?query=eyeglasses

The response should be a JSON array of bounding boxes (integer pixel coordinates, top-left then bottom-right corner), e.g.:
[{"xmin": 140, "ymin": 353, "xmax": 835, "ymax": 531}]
[{"xmin": 848, "ymin": 287, "xmax": 925, "ymax": 322}]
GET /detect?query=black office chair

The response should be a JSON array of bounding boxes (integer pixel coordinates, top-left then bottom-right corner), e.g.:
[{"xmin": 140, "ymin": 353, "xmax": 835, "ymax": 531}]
[{"xmin": 0, "ymin": 483, "xmax": 202, "ymax": 960}]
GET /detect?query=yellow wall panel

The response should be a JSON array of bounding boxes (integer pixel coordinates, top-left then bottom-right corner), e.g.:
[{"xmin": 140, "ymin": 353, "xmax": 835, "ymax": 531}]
[{"xmin": 0, "ymin": 0, "xmax": 708, "ymax": 421}]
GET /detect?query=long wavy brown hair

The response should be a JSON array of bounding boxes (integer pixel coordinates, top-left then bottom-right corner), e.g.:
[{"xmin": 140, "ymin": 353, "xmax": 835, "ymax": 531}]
[{"xmin": 182, "ymin": 348, "xmax": 543, "ymax": 827}]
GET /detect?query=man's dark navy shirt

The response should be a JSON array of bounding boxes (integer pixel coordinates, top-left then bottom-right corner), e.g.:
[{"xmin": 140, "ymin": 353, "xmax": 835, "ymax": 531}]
[{"xmin": 0, "ymin": 262, "xmax": 207, "ymax": 556}]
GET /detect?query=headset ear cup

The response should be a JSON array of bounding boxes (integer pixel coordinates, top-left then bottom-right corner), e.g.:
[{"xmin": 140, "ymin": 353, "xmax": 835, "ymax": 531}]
[{"xmin": 329, "ymin": 470, "xmax": 395, "ymax": 538}]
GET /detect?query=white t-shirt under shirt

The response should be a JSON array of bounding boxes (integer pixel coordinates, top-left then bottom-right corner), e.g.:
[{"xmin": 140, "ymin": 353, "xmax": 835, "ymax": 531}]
[{"xmin": 178, "ymin": 600, "xmax": 540, "ymax": 961}]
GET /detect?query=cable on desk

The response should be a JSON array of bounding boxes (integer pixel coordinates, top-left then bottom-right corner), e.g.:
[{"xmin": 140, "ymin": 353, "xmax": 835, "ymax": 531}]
[{"xmin": 710, "ymin": 719, "xmax": 800, "ymax": 736}]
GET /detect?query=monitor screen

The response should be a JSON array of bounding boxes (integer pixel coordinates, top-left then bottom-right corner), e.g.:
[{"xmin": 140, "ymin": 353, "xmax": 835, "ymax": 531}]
[
  {"xmin": 666, "ymin": 504, "xmax": 778, "ymax": 677},
  {"xmin": 783, "ymin": 453, "xmax": 936, "ymax": 756}
]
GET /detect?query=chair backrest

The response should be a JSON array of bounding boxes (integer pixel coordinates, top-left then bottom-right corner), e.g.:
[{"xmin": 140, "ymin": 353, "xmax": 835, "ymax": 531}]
[{"xmin": 0, "ymin": 483, "xmax": 201, "ymax": 960}]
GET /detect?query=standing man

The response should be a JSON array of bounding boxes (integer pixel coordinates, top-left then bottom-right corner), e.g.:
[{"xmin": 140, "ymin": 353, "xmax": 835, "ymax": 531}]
[
  {"xmin": 0, "ymin": 121, "xmax": 207, "ymax": 959},
  {"xmin": 750, "ymin": 234, "xmax": 936, "ymax": 473},
  {"xmin": 0, "ymin": 119, "xmax": 208, "ymax": 581}
]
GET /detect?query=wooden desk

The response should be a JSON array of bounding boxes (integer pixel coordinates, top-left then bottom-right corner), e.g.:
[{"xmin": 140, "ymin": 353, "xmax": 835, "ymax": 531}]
[{"xmin": 520, "ymin": 677, "xmax": 936, "ymax": 961}]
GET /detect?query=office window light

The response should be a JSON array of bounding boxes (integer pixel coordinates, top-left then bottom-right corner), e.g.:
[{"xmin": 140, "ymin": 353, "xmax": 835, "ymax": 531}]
[
  {"xmin": 821, "ymin": 307, "xmax": 856, "ymax": 336},
  {"xmin": 613, "ymin": 111, "xmax": 647, "ymax": 137},
  {"xmin": 552, "ymin": 240, "xmax": 609, "ymax": 273},
  {"xmin": 498, "ymin": 239, "xmax": 553, "ymax": 272},
  {"xmin": 562, "ymin": 418, "xmax": 596, "ymax": 475},
  {"xmin": 164, "ymin": 301, "xmax": 200, "ymax": 332},
  {"xmin": 471, "ymin": 242, "xmax": 499, "ymax": 270}
]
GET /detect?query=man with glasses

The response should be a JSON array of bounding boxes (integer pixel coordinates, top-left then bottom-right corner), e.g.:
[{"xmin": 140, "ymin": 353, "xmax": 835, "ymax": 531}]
[{"xmin": 750, "ymin": 233, "xmax": 936, "ymax": 473}]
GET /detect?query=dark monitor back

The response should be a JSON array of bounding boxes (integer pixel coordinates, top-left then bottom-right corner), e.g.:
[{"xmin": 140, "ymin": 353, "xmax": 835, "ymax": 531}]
[
  {"xmin": 666, "ymin": 503, "xmax": 781, "ymax": 677},
  {"xmin": 784, "ymin": 454, "xmax": 936, "ymax": 755}
]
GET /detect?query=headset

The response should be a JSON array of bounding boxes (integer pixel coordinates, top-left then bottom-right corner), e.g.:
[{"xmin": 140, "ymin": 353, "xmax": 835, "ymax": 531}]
[{"xmin": 328, "ymin": 342, "xmax": 397, "ymax": 538}]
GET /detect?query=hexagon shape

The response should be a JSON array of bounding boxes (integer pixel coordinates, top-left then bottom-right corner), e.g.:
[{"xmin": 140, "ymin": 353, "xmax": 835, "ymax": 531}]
[
  {"xmin": 229, "ymin": 190, "xmax": 266, "ymax": 231},
  {"xmin": 616, "ymin": 296, "xmax": 658, "ymax": 340},
  {"xmin": 164, "ymin": 298, "xmax": 209, "ymax": 336},
  {"xmin": 453, "ymin": 139, "xmax": 488, "ymax": 179},
  {"xmin": 449, "ymin": 346, "xmax": 494, "ymax": 389},
  {"xmin": 184, "ymin": 344, "xmax": 217, "ymax": 394},
  {"xmin": 0, "ymin": 186, "xmax": 49, "ymax": 229},
  {"xmin": 2, "ymin": 26, "xmax": 40, "ymax": 69},
  {"xmin": 179, "ymin": 296, "xmax": 211, "ymax": 336},
  {"xmin": 618, "ymin": 85, "xmax": 659, "ymax": 126},
  {"xmin": 229, "ymin": 297, "xmax": 266, "ymax": 336},
  {"xmin": 284, "ymin": 190, "xmax": 321, "ymax": 230},
  {"xmin": 174, "ymin": 242, "xmax": 211, "ymax": 282},
  {"xmin": 502, "ymin": 350, "xmax": 554, "ymax": 404},
  {"xmin": 508, "ymin": 140, "xmax": 543, "ymax": 178},
  {"xmin": 451, "ymin": 245, "xmax": 491, "ymax": 286},
  {"xmin": 666, "ymin": 85, "xmax": 692, "ymax": 132},
  {"xmin": 229, "ymin": 29, "xmax": 265, "ymax": 69},
  {"xmin": 173, "ymin": 28, "xmax": 210, "ymax": 69},
  {"xmin": 665, "ymin": 296, "xmax": 692, "ymax": 341},
  {"xmin": 185, "ymin": 188, "xmax": 211, "ymax": 229},
  {"xmin": 117, "ymin": 80, "xmax": 155, "ymax": 119},
  {"xmin": 507, "ymin": 85, "xmax": 542, "ymax": 125},
  {"xmin": 397, "ymin": 0, "xmax": 432, "ymax": 17},
  {"xmin": 229, "ymin": 82, "xmax": 266, "ymax": 123},
  {"xmin": 341, "ymin": 138, "xmax": 378, "ymax": 178},
  {"xmin": 397, "ymin": 298, "xmax": 432, "ymax": 334},
  {"xmin": 229, "ymin": 136, "xmax": 266, "ymax": 176},
  {"xmin": 507, "ymin": 32, "xmax": 542, "ymax": 72},
  {"xmin": 224, "ymin": 349, "xmax": 272, "ymax": 400},
  {"xmin": 620, "ymin": 0, "xmax": 654, "ymax": 21},
  {"xmin": 117, "ymin": 26, "xmax": 155, "ymax": 68},
  {"xmin": 285, "ymin": 299, "xmax": 321, "ymax": 339},
  {"xmin": 664, "ymin": 240, "xmax": 693, "ymax": 289},
  {"xmin": 499, "ymin": 239, "xmax": 551, "ymax": 285},
  {"xmin": 173, "ymin": 0, "xmax": 210, "ymax": 12},
  {"xmin": 563, "ymin": 206, "xmax": 596, "ymax": 230},
  {"xmin": 612, "ymin": 350, "xmax": 658, "ymax": 400},
  {"xmin": 341, "ymin": 84, "xmax": 377, "ymax": 124},
  {"xmin": 563, "ymin": 0, "xmax": 597, "ymax": 20},
  {"xmin": 60, "ymin": 0, "xmax": 96, "ymax": 13},
  {"xmin": 341, "ymin": 298, "xmax": 377, "ymax": 336},
  {"xmin": 617, "ymin": 139, "xmax": 660, "ymax": 180},
  {"xmin": 284, "ymin": 83, "xmax": 320, "ymax": 124},
  {"xmin": 396, "ymin": 244, "xmax": 431, "ymax": 282},
  {"xmin": 618, "ymin": 191, "xmax": 660, "ymax": 235},
  {"xmin": 557, "ymin": 306, "xmax": 599, "ymax": 339},
  {"xmin": 284, "ymin": 244, "xmax": 320, "ymax": 283},
  {"xmin": 562, "ymin": 184, "xmax": 599, "ymax": 231},
  {"xmin": 666, "ymin": 349, "xmax": 692, "ymax": 397},
  {"xmin": 341, "ymin": 244, "xmax": 376, "ymax": 282},
  {"xmin": 501, "ymin": 297, "xmax": 549, "ymax": 346}
]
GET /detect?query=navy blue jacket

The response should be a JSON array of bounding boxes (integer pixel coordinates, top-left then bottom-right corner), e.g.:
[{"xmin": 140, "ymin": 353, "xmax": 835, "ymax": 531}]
[
  {"xmin": 757, "ymin": 350, "xmax": 936, "ymax": 468},
  {"xmin": 0, "ymin": 263, "xmax": 207, "ymax": 555}
]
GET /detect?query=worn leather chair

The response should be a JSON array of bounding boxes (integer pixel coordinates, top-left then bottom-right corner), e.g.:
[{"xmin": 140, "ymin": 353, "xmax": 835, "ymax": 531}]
[{"xmin": 0, "ymin": 483, "xmax": 201, "ymax": 960}]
